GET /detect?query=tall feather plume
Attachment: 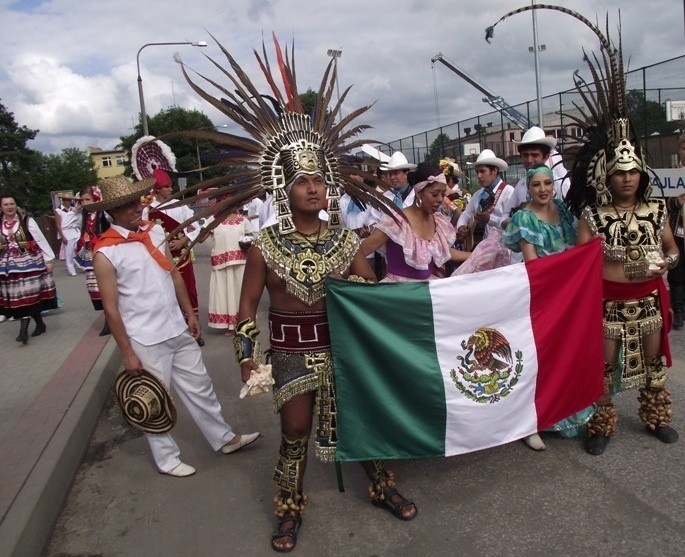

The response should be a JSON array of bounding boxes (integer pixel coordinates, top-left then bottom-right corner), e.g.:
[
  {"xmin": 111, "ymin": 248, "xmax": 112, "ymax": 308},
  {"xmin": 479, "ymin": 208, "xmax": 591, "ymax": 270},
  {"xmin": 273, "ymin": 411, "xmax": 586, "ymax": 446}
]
[
  {"xmin": 485, "ymin": 4, "xmax": 638, "ymax": 217},
  {"xmin": 153, "ymin": 33, "xmax": 398, "ymax": 249}
]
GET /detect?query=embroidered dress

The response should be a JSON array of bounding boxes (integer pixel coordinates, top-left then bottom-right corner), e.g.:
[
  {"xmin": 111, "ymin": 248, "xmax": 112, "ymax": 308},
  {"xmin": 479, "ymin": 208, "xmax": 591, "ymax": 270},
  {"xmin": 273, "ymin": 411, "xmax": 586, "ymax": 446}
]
[
  {"xmin": 75, "ymin": 212, "xmax": 109, "ymax": 310},
  {"xmin": 503, "ymin": 199, "xmax": 576, "ymax": 256},
  {"xmin": 207, "ymin": 215, "xmax": 253, "ymax": 330},
  {"xmin": 374, "ymin": 212, "xmax": 456, "ymax": 282},
  {"xmin": 0, "ymin": 216, "xmax": 58, "ymax": 318}
]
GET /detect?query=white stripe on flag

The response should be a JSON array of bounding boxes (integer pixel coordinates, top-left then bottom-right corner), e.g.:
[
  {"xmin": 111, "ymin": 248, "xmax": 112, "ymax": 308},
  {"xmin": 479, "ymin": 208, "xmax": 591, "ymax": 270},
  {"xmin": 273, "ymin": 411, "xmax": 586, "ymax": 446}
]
[{"xmin": 429, "ymin": 264, "xmax": 539, "ymax": 455}]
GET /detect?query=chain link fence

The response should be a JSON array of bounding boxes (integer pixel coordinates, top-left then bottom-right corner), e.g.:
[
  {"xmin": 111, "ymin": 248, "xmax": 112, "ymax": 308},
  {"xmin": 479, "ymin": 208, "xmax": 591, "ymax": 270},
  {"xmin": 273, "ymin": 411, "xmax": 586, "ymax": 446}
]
[{"xmin": 372, "ymin": 56, "xmax": 684, "ymax": 190}]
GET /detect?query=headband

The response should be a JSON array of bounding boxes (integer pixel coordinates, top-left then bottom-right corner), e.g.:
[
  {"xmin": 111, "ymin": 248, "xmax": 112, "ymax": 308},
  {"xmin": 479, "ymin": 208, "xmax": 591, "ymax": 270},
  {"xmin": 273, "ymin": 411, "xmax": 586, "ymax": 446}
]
[
  {"xmin": 414, "ymin": 173, "xmax": 447, "ymax": 193},
  {"xmin": 526, "ymin": 165, "xmax": 554, "ymax": 186}
]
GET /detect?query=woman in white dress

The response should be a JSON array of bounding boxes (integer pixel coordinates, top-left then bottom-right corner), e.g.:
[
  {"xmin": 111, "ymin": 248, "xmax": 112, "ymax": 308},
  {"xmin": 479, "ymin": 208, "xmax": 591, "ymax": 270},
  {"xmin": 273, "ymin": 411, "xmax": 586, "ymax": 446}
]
[{"xmin": 203, "ymin": 209, "xmax": 253, "ymax": 334}]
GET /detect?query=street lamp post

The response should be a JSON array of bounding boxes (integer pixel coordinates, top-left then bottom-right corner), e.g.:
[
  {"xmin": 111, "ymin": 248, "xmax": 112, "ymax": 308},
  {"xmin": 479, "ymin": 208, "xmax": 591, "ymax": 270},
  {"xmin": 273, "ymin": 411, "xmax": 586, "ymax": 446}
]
[
  {"xmin": 327, "ymin": 49, "xmax": 342, "ymax": 122},
  {"xmin": 196, "ymin": 124, "xmax": 228, "ymax": 182},
  {"xmin": 136, "ymin": 40, "xmax": 207, "ymax": 136},
  {"xmin": 529, "ymin": 1, "xmax": 545, "ymax": 127}
]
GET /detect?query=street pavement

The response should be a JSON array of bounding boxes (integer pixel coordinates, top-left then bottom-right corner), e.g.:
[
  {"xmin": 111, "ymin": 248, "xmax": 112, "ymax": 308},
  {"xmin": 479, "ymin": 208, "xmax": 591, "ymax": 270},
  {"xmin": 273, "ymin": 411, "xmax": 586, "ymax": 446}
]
[{"xmin": 2, "ymin": 243, "xmax": 685, "ymax": 556}]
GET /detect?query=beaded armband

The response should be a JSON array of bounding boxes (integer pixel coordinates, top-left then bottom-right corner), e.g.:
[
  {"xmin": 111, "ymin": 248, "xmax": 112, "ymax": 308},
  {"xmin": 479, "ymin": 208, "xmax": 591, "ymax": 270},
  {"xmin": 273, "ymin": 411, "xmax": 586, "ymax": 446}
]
[
  {"xmin": 233, "ymin": 318, "xmax": 260, "ymax": 364},
  {"xmin": 666, "ymin": 253, "xmax": 680, "ymax": 270}
]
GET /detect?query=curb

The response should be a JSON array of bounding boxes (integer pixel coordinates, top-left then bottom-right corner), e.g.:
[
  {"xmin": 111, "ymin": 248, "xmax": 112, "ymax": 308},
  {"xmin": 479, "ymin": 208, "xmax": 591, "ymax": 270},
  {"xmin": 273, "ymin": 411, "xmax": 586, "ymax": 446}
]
[{"xmin": 0, "ymin": 318, "xmax": 121, "ymax": 557}]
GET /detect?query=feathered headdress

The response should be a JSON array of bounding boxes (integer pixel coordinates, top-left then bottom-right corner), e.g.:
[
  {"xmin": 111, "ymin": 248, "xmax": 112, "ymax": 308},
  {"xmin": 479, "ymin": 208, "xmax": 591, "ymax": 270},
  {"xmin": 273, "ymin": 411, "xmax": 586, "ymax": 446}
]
[
  {"xmin": 131, "ymin": 136, "xmax": 177, "ymax": 180},
  {"xmin": 154, "ymin": 33, "xmax": 396, "ymax": 240},
  {"xmin": 486, "ymin": 4, "xmax": 648, "ymax": 216}
]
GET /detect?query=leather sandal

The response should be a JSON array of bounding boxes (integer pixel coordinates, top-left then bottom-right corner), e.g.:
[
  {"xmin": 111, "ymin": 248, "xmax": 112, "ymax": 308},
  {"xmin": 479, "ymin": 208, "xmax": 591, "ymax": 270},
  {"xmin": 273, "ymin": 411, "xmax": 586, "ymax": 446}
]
[
  {"xmin": 372, "ymin": 488, "xmax": 418, "ymax": 521},
  {"xmin": 271, "ymin": 513, "xmax": 302, "ymax": 553}
]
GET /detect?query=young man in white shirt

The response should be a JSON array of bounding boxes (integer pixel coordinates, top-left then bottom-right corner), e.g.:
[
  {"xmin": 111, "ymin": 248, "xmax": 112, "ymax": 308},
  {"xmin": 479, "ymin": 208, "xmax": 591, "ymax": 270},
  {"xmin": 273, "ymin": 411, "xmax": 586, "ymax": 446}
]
[{"xmin": 90, "ymin": 176, "xmax": 259, "ymax": 477}]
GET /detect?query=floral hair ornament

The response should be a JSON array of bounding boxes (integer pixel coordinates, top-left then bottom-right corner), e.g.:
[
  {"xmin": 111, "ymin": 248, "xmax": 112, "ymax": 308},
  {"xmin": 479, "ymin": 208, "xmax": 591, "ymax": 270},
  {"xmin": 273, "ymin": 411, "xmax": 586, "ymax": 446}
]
[{"xmin": 90, "ymin": 185, "xmax": 102, "ymax": 203}]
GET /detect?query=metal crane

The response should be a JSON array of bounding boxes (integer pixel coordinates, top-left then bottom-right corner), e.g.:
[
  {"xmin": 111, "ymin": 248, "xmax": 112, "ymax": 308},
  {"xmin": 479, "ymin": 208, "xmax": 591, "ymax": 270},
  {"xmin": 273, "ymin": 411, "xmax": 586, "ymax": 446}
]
[{"xmin": 431, "ymin": 52, "xmax": 532, "ymax": 130}]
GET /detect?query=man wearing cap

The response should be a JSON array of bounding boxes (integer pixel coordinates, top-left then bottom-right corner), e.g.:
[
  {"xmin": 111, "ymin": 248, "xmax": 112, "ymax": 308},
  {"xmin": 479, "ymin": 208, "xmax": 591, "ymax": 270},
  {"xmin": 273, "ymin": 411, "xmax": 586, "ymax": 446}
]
[
  {"xmin": 456, "ymin": 149, "xmax": 513, "ymax": 242},
  {"xmin": 144, "ymin": 168, "xmax": 205, "ymax": 346},
  {"xmin": 90, "ymin": 176, "xmax": 259, "ymax": 478},
  {"xmin": 501, "ymin": 126, "xmax": 570, "ymax": 223},
  {"xmin": 55, "ymin": 192, "xmax": 82, "ymax": 276}
]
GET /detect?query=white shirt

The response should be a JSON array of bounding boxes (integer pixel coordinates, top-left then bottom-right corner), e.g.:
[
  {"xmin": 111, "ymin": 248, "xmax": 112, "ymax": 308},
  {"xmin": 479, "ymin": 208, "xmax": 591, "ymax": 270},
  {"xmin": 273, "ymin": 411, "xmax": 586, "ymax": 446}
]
[
  {"xmin": 96, "ymin": 223, "xmax": 188, "ymax": 346},
  {"xmin": 339, "ymin": 193, "xmax": 375, "ymax": 230},
  {"xmin": 457, "ymin": 178, "xmax": 514, "ymax": 239},
  {"xmin": 55, "ymin": 205, "xmax": 81, "ymax": 241},
  {"xmin": 242, "ymin": 198, "xmax": 263, "ymax": 233},
  {"xmin": 144, "ymin": 199, "xmax": 199, "ymax": 242},
  {"xmin": 3, "ymin": 217, "xmax": 55, "ymax": 261}
]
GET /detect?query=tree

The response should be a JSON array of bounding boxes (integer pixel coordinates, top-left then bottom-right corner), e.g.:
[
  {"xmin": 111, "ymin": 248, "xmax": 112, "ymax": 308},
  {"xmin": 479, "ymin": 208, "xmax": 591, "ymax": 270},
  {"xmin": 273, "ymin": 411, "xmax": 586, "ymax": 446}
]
[
  {"xmin": 0, "ymin": 100, "xmax": 38, "ymax": 207},
  {"xmin": 26, "ymin": 149, "xmax": 98, "ymax": 215},
  {"xmin": 300, "ymin": 88, "xmax": 318, "ymax": 116},
  {"xmin": 626, "ymin": 90, "xmax": 678, "ymax": 138},
  {"xmin": 119, "ymin": 106, "xmax": 217, "ymax": 187},
  {"xmin": 428, "ymin": 133, "xmax": 452, "ymax": 164}
]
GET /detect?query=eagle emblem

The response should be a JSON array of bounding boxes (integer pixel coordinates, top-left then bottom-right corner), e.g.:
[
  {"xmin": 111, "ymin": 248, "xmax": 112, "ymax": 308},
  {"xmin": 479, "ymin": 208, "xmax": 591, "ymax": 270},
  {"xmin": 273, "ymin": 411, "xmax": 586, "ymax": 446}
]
[{"xmin": 450, "ymin": 327, "xmax": 523, "ymax": 404}]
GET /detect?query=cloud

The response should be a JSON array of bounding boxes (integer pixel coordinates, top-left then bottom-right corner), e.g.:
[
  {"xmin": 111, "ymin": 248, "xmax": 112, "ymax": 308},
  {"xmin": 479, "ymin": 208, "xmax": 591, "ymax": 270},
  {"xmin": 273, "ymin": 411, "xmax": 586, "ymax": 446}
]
[{"xmin": 0, "ymin": 0, "xmax": 681, "ymax": 154}]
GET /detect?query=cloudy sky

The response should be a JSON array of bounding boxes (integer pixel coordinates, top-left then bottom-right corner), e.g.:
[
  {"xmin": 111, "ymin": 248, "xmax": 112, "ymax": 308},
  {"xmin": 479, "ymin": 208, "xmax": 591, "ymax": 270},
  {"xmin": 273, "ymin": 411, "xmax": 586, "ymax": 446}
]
[{"xmin": 1, "ymin": 0, "xmax": 682, "ymax": 154}]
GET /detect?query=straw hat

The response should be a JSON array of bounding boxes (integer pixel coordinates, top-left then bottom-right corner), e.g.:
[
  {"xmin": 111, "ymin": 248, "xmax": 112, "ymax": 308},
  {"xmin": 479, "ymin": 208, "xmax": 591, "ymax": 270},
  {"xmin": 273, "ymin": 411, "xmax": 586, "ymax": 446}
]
[
  {"xmin": 467, "ymin": 149, "xmax": 508, "ymax": 171},
  {"xmin": 114, "ymin": 370, "xmax": 177, "ymax": 434},
  {"xmin": 517, "ymin": 126, "xmax": 557, "ymax": 150},
  {"xmin": 379, "ymin": 151, "xmax": 417, "ymax": 171},
  {"xmin": 82, "ymin": 175, "xmax": 155, "ymax": 212}
]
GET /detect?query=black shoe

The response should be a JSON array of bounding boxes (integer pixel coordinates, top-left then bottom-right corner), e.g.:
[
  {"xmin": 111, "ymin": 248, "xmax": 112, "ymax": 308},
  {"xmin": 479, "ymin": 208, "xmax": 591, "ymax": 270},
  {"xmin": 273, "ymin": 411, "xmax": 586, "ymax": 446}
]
[
  {"xmin": 31, "ymin": 322, "xmax": 47, "ymax": 337},
  {"xmin": 99, "ymin": 322, "xmax": 111, "ymax": 336},
  {"xmin": 585, "ymin": 434, "xmax": 610, "ymax": 455},
  {"xmin": 15, "ymin": 317, "xmax": 30, "ymax": 344},
  {"xmin": 648, "ymin": 425, "xmax": 679, "ymax": 444},
  {"xmin": 196, "ymin": 337, "xmax": 205, "ymax": 347}
]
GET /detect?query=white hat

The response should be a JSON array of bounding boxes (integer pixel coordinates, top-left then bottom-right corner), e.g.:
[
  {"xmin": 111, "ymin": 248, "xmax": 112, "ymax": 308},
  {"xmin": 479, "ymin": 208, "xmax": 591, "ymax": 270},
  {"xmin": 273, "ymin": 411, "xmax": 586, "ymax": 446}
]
[
  {"xmin": 467, "ymin": 149, "xmax": 508, "ymax": 172},
  {"xmin": 517, "ymin": 126, "xmax": 557, "ymax": 150},
  {"xmin": 379, "ymin": 151, "xmax": 417, "ymax": 171}
]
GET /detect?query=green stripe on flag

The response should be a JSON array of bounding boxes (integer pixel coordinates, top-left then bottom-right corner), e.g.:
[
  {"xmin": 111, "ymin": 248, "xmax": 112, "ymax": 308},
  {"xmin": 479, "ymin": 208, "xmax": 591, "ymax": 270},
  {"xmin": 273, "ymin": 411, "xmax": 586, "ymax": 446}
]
[{"xmin": 326, "ymin": 278, "xmax": 447, "ymax": 461}]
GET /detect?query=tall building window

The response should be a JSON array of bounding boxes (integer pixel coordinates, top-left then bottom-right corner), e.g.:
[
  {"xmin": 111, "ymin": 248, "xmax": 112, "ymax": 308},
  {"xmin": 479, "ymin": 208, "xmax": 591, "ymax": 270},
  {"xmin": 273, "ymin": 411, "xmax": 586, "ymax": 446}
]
[
  {"xmin": 101, "ymin": 156, "xmax": 112, "ymax": 167},
  {"xmin": 116, "ymin": 155, "xmax": 126, "ymax": 166}
]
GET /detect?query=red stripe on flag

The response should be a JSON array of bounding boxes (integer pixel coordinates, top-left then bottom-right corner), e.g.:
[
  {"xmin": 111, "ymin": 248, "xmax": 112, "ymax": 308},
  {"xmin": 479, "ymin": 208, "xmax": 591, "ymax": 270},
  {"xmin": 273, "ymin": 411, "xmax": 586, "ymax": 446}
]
[{"xmin": 526, "ymin": 239, "xmax": 605, "ymax": 430}]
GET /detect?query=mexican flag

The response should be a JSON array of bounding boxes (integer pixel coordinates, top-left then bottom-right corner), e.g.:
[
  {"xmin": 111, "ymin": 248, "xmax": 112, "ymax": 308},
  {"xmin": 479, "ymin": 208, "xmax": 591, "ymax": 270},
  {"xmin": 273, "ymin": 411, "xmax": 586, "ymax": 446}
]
[{"xmin": 327, "ymin": 239, "xmax": 604, "ymax": 462}]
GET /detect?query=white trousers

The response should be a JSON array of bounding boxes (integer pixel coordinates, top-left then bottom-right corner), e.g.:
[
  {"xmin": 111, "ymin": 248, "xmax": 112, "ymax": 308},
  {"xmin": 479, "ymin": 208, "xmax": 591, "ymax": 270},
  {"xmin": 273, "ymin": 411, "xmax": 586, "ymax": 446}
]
[
  {"xmin": 130, "ymin": 332, "xmax": 235, "ymax": 472},
  {"xmin": 64, "ymin": 237, "xmax": 77, "ymax": 274}
]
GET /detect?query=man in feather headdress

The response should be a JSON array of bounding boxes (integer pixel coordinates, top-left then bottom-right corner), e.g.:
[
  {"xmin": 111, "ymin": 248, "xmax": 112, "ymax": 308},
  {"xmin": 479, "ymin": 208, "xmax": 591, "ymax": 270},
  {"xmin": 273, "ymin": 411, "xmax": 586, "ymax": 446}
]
[
  {"xmin": 488, "ymin": 4, "xmax": 680, "ymax": 457},
  {"xmin": 169, "ymin": 35, "xmax": 417, "ymax": 553}
]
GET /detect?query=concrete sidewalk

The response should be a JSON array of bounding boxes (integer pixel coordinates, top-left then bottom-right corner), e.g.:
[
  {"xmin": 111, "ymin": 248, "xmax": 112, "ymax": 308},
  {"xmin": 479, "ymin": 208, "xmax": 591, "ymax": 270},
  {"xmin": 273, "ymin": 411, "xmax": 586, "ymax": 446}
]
[
  {"xmin": 3, "ymin": 243, "xmax": 685, "ymax": 556},
  {"xmin": 0, "ymin": 256, "xmax": 121, "ymax": 557}
]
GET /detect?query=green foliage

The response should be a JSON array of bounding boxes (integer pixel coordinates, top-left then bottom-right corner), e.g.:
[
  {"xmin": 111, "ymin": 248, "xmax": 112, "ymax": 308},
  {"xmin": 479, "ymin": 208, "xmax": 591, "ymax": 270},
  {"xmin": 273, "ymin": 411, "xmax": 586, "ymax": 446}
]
[
  {"xmin": 0, "ymin": 100, "xmax": 39, "ymax": 208},
  {"xmin": 300, "ymin": 89, "xmax": 318, "ymax": 116},
  {"xmin": 428, "ymin": 133, "xmax": 452, "ymax": 164},
  {"xmin": 27, "ymin": 149, "xmax": 98, "ymax": 214},
  {"xmin": 626, "ymin": 90, "xmax": 678, "ymax": 137}
]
